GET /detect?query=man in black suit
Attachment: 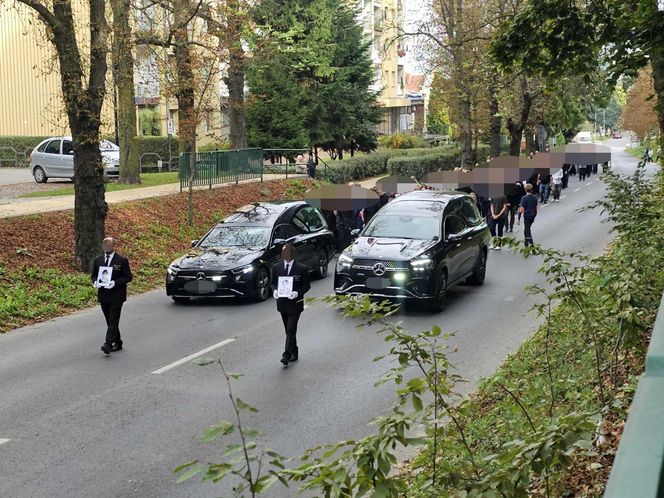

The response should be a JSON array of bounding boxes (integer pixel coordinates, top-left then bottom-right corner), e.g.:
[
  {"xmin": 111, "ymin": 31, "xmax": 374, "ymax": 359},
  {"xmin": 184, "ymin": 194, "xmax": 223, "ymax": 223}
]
[
  {"xmin": 91, "ymin": 237, "xmax": 133, "ymax": 355},
  {"xmin": 271, "ymin": 243, "xmax": 311, "ymax": 366}
]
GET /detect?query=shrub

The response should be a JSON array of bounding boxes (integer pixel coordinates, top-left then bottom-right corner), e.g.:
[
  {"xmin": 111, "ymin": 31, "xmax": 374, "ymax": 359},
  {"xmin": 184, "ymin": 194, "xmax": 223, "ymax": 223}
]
[
  {"xmin": 378, "ymin": 132, "xmax": 428, "ymax": 149},
  {"xmin": 0, "ymin": 136, "xmax": 49, "ymax": 167},
  {"xmin": 198, "ymin": 140, "xmax": 232, "ymax": 153},
  {"xmin": 133, "ymin": 136, "xmax": 178, "ymax": 171}
]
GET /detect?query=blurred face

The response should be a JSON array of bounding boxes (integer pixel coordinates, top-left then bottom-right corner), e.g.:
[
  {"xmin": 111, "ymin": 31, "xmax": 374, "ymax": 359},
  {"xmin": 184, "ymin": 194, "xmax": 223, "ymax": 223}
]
[
  {"xmin": 282, "ymin": 244, "xmax": 294, "ymax": 262},
  {"xmin": 102, "ymin": 237, "xmax": 115, "ymax": 254}
]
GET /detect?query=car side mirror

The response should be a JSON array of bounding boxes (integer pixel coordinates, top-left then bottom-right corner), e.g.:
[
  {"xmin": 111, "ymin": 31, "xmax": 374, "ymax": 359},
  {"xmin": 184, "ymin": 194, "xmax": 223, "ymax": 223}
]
[
  {"xmin": 190, "ymin": 240, "xmax": 198, "ymax": 247},
  {"xmin": 350, "ymin": 229, "xmax": 360, "ymax": 238}
]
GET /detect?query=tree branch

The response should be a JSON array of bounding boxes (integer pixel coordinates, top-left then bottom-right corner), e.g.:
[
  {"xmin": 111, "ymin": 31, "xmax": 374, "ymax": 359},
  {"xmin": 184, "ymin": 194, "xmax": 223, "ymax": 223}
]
[{"xmin": 15, "ymin": 0, "xmax": 59, "ymax": 32}]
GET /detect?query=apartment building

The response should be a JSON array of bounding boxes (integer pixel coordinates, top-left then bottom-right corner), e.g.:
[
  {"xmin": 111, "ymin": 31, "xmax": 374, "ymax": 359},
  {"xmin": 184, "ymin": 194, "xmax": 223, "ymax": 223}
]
[
  {"xmin": 0, "ymin": 2, "xmax": 228, "ymax": 146},
  {"xmin": 357, "ymin": 0, "xmax": 415, "ymax": 135}
]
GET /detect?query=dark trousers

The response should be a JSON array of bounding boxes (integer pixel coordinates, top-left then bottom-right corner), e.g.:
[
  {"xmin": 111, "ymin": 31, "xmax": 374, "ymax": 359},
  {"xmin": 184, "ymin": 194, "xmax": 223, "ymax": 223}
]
[
  {"xmin": 101, "ymin": 302, "xmax": 123, "ymax": 346},
  {"xmin": 507, "ymin": 205, "xmax": 517, "ymax": 230},
  {"xmin": 523, "ymin": 215, "xmax": 536, "ymax": 246},
  {"xmin": 562, "ymin": 173, "xmax": 569, "ymax": 189},
  {"xmin": 280, "ymin": 312, "xmax": 301, "ymax": 358},
  {"xmin": 579, "ymin": 168, "xmax": 587, "ymax": 181},
  {"xmin": 552, "ymin": 183, "xmax": 561, "ymax": 200},
  {"xmin": 489, "ymin": 216, "xmax": 506, "ymax": 241}
]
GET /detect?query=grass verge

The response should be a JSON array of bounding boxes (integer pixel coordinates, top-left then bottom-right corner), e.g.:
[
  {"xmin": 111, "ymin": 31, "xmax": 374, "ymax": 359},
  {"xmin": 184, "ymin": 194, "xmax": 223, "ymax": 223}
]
[
  {"xmin": 20, "ymin": 172, "xmax": 180, "ymax": 197},
  {"xmin": 0, "ymin": 178, "xmax": 316, "ymax": 333}
]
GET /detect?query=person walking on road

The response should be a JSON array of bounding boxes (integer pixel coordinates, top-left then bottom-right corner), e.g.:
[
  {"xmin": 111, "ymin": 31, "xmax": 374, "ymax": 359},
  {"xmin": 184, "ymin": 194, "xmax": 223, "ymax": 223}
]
[
  {"xmin": 307, "ymin": 153, "xmax": 316, "ymax": 179},
  {"xmin": 272, "ymin": 243, "xmax": 311, "ymax": 366},
  {"xmin": 488, "ymin": 195, "xmax": 509, "ymax": 249},
  {"xmin": 538, "ymin": 172, "xmax": 551, "ymax": 204},
  {"xmin": 578, "ymin": 163, "xmax": 587, "ymax": 182},
  {"xmin": 518, "ymin": 184, "xmax": 539, "ymax": 247},
  {"xmin": 91, "ymin": 237, "xmax": 133, "ymax": 355},
  {"xmin": 551, "ymin": 169, "xmax": 563, "ymax": 202},
  {"xmin": 506, "ymin": 181, "xmax": 525, "ymax": 232}
]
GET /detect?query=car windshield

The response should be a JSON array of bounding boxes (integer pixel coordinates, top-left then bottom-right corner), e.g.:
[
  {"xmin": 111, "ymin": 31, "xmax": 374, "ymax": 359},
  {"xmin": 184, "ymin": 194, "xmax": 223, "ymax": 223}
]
[
  {"xmin": 99, "ymin": 140, "xmax": 119, "ymax": 151},
  {"xmin": 363, "ymin": 214, "xmax": 440, "ymax": 240},
  {"xmin": 199, "ymin": 225, "xmax": 270, "ymax": 248}
]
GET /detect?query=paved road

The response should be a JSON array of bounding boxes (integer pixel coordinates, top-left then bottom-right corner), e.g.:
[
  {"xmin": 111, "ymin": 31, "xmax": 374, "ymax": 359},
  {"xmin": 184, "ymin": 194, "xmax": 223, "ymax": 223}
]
[
  {"xmin": 0, "ymin": 140, "xmax": 647, "ymax": 498},
  {"xmin": 0, "ymin": 167, "xmax": 33, "ymax": 185}
]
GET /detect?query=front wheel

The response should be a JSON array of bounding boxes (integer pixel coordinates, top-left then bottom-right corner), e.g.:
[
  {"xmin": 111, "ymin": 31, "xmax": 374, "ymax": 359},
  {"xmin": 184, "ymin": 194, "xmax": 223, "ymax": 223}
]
[
  {"xmin": 253, "ymin": 267, "xmax": 270, "ymax": 302},
  {"xmin": 33, "ymin": 166, "xmax": 47, "ymax": 183},
  {"xmin": 428, "ymin": 271, "xmax": 448, "ymax": 313},
  {"xmin": 466, "ymin": 250, "xmax": 487, "ymax": 286}
]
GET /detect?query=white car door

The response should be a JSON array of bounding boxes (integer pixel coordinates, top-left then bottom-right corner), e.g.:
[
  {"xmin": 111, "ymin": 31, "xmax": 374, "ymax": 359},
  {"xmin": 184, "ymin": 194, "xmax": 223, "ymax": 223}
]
[
  {"xmin": 61, "ymin": 140, "xmax": 75, "ymax": 178},
  {"xmin": 41, "ymin": 139, "xmax": 62, "ymax": 177}
]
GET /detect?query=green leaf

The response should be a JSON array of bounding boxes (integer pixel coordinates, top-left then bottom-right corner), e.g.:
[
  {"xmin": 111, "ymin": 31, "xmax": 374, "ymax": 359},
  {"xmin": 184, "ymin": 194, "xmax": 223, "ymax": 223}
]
[
  {"xmin": 193, "ymin": 356, "xmax": 216, "ymax": 366},
  {"xmin": 175, "ymin": 463, "xmax": 206, "ymax": 483},
  {"xmin": 201, "ymin": 421, "xmax": 234, "ymax": 443},
  {"xmin": 236, "ymin": 398, "xmax": 259, "ymax": 413}
]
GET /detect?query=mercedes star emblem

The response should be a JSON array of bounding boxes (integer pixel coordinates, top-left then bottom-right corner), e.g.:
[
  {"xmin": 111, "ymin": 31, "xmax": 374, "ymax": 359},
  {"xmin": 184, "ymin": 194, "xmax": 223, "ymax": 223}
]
[
  {"xmin": 196, "ymin": 272, "xmax": 206, "ymax": 280},
  {"xmin": 372, "ymin": 262, "xmax": 386, "ymax": 276}
]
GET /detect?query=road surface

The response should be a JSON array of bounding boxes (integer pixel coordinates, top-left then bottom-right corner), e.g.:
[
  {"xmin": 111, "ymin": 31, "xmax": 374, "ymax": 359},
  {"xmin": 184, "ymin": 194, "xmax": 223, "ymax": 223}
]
[{"xmin": 0, "ymin": 139, "xmax": 648, "ymax": 497}]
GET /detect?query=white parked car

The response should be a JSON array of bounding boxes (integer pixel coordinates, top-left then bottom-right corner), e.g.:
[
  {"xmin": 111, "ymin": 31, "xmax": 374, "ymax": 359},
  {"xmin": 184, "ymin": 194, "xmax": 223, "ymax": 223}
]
[
  {"xmin": 572, "ymin": 131, "xmax": 593, "ymax": 144},
  {"xmin": 30, "ymin": 137, "xmax": 120, "ymax": 183}
]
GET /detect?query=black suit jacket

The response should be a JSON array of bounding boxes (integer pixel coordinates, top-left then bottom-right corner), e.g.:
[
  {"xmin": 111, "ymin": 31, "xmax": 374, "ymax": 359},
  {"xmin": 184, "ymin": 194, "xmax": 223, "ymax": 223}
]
[
  {"xmin": 91, "ymin": 253, "xmax": 133, "ymax": 304},
  {"xmin": 271, "ymin": 261, "xmax": 311, "ymax": 314}
]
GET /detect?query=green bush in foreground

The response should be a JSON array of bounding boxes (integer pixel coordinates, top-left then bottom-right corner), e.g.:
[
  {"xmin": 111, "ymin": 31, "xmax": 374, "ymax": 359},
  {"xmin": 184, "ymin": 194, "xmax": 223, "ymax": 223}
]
[{"xmin": 176, "ymin": 164, "xmax": 663, "ymax": 497}]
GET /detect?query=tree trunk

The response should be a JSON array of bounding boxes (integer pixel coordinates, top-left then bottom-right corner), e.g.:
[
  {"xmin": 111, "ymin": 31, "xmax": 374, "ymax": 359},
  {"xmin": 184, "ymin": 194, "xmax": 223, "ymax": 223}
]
[
  {"xmin": 507, "ymin": 90, "xmax": 532, "ymax": 156},
  {"xmin": 111, "ymin": 0, "xmax": 140, "ymax": 183},
  {"xmin": 459, "ymin": 98, "xmax": 473, "ymax": 167},
  {"xmin": 225, "ymin": 56, "xmax": 247, "ymax": 149},
  {"xmin": 174, "ymin": 14, "xmax": 196, "ymax": 155},
  {"xmin": 489, "ymin": 85, "xmax": 501, "ymax": 157}
]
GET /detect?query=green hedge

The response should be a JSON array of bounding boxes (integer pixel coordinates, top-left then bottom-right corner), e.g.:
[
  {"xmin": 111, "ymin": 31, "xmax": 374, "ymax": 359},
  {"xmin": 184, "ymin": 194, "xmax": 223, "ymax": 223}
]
[
  {"xmin": 321, "ymin": 145, "xmax": 489, "ymax": 184},
  {"xmin": 0, "ymin": 136, "xmax": 49, "ymax": 167},
  {"xmin": 387, "ymin": 144, "xmax": 491, "ymax": 179}
]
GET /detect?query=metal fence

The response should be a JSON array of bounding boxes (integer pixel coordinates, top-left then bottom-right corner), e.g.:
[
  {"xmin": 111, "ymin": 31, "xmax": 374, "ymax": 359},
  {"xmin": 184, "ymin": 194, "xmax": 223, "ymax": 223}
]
[
  {"xmin": 263, "ymin": 148, "xmax": 326, "ymax": 178},
  {"xmin": 0, "ymin": 147, "xmax": 34, "ymax": 168},
  {"xmin": 179, "ymin": 148, "xmax": 263, "ymax": 192},
  {"xmin": 604, "ymin": 291, "xmax": 664, "ymax": 497}
]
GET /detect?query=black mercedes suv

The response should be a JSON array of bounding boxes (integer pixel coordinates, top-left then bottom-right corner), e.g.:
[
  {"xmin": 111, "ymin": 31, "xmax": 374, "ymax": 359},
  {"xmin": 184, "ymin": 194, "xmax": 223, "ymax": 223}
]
[
  {"xmin": 166, "ymin": 201, "xmax": 335, "ymax": 303},
  {"xmin": 334, "ymin": 190, "xmax": 490, "ymax": 311}
]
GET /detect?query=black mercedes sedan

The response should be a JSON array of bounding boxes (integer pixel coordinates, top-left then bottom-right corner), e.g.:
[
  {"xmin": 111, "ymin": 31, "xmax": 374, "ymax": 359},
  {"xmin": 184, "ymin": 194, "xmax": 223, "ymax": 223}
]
[
  {"xmin": 166, "ymin": 201, "xmax": 335, "ymax": 303},
  {"xmin": 334, "ymin": 190, "xmax": 490, "ymax": 312}
]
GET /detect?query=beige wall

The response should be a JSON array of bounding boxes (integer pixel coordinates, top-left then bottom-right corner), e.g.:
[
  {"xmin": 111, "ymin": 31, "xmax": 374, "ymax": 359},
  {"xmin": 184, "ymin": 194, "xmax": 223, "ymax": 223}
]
[{"xmin": 0, "ymin": 3, "xmax": 115, "ymax": 137}]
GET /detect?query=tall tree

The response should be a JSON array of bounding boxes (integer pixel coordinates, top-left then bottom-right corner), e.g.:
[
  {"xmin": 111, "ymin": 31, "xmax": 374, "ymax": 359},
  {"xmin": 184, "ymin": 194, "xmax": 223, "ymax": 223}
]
[
  {"xmin": 111, "ymin": 0, "xmax": 140, "ymax": 183},
  {"xmin": 621, "ymin": 66, "xmax": 659, "ymax": 141},
  {"xmin": 14, "ymin": 0, "xmax": 109, "ymax": 271},
  {"xmin": 491, "ymin": 0, "xmax": 664, "ymax": 159}
]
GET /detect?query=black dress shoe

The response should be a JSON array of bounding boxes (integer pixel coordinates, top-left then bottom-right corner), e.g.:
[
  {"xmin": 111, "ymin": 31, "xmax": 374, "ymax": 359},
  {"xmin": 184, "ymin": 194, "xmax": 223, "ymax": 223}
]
[
  {"xmin": 101, "ymin": 343, "xmax": 111, "ymax": 355},
  {"xmin": 280, "ymin": 356, "xmax": 289, "ymax": 366},
  {"xmin": 110, "ymin": 343, "xmax": 123, "ymax": 352},
  {"xmin": 289, "ymin": 353, "xmax": 298, "ymax": 362}
]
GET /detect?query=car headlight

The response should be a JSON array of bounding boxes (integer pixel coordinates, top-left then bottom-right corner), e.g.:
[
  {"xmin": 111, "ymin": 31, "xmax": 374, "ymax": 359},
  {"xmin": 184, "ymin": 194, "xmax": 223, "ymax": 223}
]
[
  {"xmin": 410, "ymin": 256, "xmax": 434, "ymax": 272},
  {"xmin": 232, "ymin": 265, "xmax": 253, "ymax": 280},
  {"xmin": 337, "ymin": 254, "xmax": 353, "ymax": 270},
  {"xmin": 211, "ymin": 276, "xmax": 223, "ymax": 282},
  {"xmin": 167, "ymin": 264, "xmax": 178, "ymax": 276}
]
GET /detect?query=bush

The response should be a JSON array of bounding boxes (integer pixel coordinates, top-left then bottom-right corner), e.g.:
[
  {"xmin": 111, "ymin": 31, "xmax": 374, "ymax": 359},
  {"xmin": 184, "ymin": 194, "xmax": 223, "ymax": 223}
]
[
  {"xmin": 319, "ymin": 147, "xmax": 459, "ymax": 184},
  {"xmin": 378, "ymin": 132, "xmax": 428, "ymax": 149},
  {"xmin": 0, "ymin": 136, "xmax": 49, "ymax": 167},
  {"xmin": 133, "ymin": 136, "xmax": 178, "ymax": 171},
  {"xmin": 198, "ymin": 140, "xmax": 232, "ymax": 153}
]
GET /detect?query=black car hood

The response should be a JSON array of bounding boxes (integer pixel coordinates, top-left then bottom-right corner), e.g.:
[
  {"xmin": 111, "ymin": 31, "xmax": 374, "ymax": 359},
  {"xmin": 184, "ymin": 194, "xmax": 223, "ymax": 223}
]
[
  {"xmin": 172, "ymin": 246, "xmax": 263, "ymax": 270},
  {"xmin": 348, "ymin": 237, "xmax": 436, "ymax": 260}
]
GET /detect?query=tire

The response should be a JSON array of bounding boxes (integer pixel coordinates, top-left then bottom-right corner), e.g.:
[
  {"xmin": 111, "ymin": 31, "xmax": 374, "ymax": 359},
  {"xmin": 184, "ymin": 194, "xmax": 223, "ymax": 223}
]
[
  {"xmin": 171, "ymin": 296, "xmax": 190, "ymax": 304},
  {"xmin": 466, "ymin": 250, "xmax": 487, "ymax": 286},
  {"xmin": 314, "ymin": 249, "xmax": 329, "ymax": 279},
  {"xmin": 33, "ymin": 166, "xmax": 47, "ymax": 183},
  {"xmin": 428, "ymin": 270, "xmax": 448, "ymax": 313},
  {"xmin": 253, "ymin": 267, "xmax": 270, "ymax": 302}
]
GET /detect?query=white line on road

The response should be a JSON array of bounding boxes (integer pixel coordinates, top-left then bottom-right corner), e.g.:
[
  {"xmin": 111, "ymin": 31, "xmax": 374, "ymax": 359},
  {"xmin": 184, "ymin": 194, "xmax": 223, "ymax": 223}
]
[
  {"xmin": 0, "ymin": 439, "xmax": 10, "ymax": 446},
  {"xmin": 574, "ymin": 188, "xmax": 581, "ymax": 192},
  {"xmin": 585, "ymin": 182, "xmax": 593, "ymax": 186},
  {"xmin": 152, "ymin": 339, "xmax": 235, "ymax": 375}
]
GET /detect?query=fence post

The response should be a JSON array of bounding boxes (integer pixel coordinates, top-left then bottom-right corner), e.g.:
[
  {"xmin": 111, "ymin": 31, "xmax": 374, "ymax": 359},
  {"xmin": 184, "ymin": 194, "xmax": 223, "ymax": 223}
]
[
  {"xmin": 235, "ymin": 150, "xmax": 239, "ymax": 185},
  {"xmin": 260, "ymin": 149, "xmax": 264, "ymax": 183}
]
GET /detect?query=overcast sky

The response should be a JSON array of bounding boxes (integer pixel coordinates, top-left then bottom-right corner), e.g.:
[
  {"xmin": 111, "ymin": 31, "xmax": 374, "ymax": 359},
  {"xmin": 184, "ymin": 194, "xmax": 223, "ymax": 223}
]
[{"xmin": 404, "ymin": 0, "xmax": 429, "ymax": 74}]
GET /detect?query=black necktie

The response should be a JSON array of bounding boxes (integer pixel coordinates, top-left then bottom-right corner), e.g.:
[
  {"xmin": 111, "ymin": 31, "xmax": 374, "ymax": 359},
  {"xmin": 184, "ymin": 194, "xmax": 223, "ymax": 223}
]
[
  {"xmin": 105, "ymin": 255, "xmax": 110, "ymax": 266},
  {"xmin": 285, "ymin": 263, "xmax": 289, "ymax": 275}
]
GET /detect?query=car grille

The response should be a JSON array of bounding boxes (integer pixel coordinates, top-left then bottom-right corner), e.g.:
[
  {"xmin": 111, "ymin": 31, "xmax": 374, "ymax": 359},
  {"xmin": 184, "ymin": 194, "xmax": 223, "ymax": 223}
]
[
  {"xmin": 352, "ymin": 259, "xmax": 409, "ymax": 271},
  {"xmin": 175, "ymin": 270, "xmax": 226, "ymax": 280}
]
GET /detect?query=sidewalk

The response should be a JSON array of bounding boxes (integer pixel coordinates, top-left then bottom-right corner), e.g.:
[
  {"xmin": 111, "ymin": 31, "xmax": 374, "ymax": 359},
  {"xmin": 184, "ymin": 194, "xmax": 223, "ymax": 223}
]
[{"xmin": 0, "ymin": 173, "xmax": 307, "ymax": 219}]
